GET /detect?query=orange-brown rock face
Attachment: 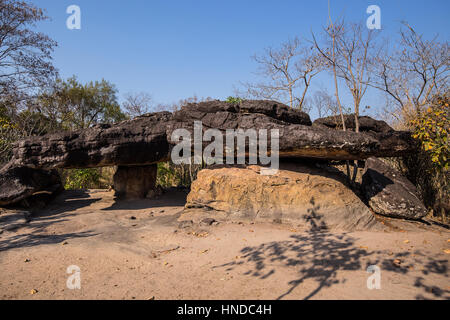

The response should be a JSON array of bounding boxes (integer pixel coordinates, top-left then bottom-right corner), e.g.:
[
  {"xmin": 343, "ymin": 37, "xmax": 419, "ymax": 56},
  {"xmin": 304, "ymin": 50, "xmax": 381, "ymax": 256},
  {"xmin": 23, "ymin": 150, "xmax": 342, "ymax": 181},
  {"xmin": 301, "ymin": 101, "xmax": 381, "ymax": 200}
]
[{"xmin": 185, "ymin": 162, "xmax": 381, "ymax": 231}]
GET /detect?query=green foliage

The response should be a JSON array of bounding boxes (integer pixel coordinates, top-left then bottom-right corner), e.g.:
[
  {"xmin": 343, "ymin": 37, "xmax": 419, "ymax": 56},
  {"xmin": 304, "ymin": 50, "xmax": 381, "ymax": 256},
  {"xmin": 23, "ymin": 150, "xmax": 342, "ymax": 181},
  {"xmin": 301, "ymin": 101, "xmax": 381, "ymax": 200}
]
[
  {"xmin": 408, "ymin": 94, "xmax": 449, "ymax": 219},
  {"xmin": 156, "ymin": 161, "xmax": 203, "ymax": 188},
  {"xmin": 157, "ymin": 162, "xmax": 178, "ymax": 187},
  {"xmin": 64, "ymin": 169, "xmax": 102, "ymax": 190},
  {"xmin": 226, "ymin": 96, "xmax": 243, "ymax": 104},
  {"xmin": 411, "ymin": 95, "xmax": 449, "ymax": 171},
  {"xmin": 0, "ymin": 105, "xmax": 18, "ymax": 164},
  {"xmin": 38, "ymin": 76, "xmax": 127, "ymax": 130}
]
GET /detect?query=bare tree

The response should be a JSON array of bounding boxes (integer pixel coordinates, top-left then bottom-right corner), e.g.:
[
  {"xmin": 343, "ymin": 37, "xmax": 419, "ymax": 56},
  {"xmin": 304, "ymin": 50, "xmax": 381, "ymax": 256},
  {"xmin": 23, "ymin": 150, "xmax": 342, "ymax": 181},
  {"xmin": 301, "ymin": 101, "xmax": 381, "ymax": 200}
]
[
  {"xmin": 0, "ymin": 0, "xmax": 57, "ymax": 105},
  {"xmin": 334, "ymin": 22, "xmax": 381, "ymax": 133},
  {"xmin": 123, "ymin": 92, "xmax": 153, "ymax": 118},
  {"xmin": 311, "ymin": 89, "xmax": 339, "ymax": 119},
  {"xmin": 312, "ymin": 10, "xmax": 353, "ymax": 182},
  {"xmin": 372, "ymin": 23, "xmax": 449, "ymax": 126},
  {"xmin": 312, "ymin": 15, "xmax": 347, "ymax": 131},
  {"xmin": 334, "ymin": 22, "xmax": 381, "ymax": 183},
  {"xmin": 241, "ymin": 37, "xmax": 324, "ymax": 110}
]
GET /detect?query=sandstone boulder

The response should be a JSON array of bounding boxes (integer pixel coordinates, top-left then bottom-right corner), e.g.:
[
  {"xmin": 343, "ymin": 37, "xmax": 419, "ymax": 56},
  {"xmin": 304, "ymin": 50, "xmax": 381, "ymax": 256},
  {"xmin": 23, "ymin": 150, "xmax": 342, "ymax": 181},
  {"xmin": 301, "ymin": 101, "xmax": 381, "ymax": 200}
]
[
  {"xmin": 361, "ymin": 157, "xmax": 428, "ymax": 220},
  {"xmin": 185, "ymin": 162, "xmax": 380, "ymax": 231}
]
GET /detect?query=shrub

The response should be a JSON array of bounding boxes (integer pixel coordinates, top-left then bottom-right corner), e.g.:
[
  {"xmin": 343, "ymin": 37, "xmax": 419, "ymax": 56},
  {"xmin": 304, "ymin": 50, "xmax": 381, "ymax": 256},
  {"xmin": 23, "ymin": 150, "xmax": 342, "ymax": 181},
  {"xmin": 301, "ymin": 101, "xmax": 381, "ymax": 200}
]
[
  {"xmin": 226, "ymin": 96, "xmax": 243, "ymax": 104},
  {"xmin": 156, "ymin": 161, "xmax": 203, "ymax": 188},
  {"xmin": 407, "ymin": 94, "xmax": 449, "ymax": 219},
  {"xmin": 411, "ymin": 95, "xmax": 449, "ymax": 170},
  {"xmin": 63, "ymin": 168, "xmax": 102, "ymax": 190}
]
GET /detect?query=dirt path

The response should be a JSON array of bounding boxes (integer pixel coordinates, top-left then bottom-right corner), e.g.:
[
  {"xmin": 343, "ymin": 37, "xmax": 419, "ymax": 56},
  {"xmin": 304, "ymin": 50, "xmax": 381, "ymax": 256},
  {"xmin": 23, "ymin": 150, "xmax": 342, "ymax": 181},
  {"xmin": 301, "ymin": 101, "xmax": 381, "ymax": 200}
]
[{"xmin": 0, "ymin": 190, "xmax": 449, "ymax": 300}]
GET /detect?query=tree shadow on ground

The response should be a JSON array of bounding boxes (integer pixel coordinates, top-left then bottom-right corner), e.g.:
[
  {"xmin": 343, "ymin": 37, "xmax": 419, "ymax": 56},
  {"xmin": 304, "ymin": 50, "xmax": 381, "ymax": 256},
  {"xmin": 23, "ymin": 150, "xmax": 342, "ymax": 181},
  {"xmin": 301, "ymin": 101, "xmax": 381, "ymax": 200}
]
[
  {"xmin": 0, "ymin": 190, "xmax": 98, "ymax": 252},
  {"xmin": 214, "ymin": 198, "xmax": 449, "ymax": 300}
]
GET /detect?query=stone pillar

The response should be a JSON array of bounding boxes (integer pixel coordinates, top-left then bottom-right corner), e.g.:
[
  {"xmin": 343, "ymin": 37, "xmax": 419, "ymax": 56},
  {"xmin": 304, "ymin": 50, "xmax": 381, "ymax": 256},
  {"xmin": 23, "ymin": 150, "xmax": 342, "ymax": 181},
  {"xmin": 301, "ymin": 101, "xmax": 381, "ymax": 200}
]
[{"xmin": 113, "ymin": 165, "xmax": 157, "ymax": 199}]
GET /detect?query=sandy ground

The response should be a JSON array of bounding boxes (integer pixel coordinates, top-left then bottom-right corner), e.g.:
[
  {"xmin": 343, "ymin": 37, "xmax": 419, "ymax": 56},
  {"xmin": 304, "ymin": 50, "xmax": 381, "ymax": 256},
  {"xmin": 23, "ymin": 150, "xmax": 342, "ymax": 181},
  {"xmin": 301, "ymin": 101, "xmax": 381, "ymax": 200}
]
[{"xmin": 0, "ymin": 189, "xmax": 449, "ymax": 300}]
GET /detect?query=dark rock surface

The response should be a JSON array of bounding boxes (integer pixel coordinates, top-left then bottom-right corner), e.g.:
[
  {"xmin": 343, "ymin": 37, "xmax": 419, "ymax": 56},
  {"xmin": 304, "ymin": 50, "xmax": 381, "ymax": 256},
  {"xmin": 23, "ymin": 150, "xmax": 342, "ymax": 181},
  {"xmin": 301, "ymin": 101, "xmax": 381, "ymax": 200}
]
[
  {"xmin": 313, "ymin": 114, "xmax": 415, "ymax": 158},
  {"xmin": 12, "ymin": 112, "xmax": 173, "ymax": 169},
  {"xmin": 313, "ymin": 114, "xmax": 394, "ymax": 133},
  {"xmin": 362, "ymin": 157, "xmax": 428, "ymax": 220},
  {"xmin": 113, "ymin": 165, "xmax": 158, "ymax": 199},
  {"xmin": 0, "ymin": 164, "xmax": 62, "ymax": 207},
  {"xmin": 173, "ymin": 100, "xmax": 312, "ymax": 126},
  {"xmin": 10, "ymin": 100, "xmax": 415, "ymax": 171}
]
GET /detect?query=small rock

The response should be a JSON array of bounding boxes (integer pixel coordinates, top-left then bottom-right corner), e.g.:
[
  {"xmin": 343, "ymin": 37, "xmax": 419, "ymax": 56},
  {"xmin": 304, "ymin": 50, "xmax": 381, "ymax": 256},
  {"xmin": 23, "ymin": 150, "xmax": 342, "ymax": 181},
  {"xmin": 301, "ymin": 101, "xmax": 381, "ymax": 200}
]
[
  {"xmin": 393, "ymin": 259, "xmax": 402, "ymax": 267},
  {"xmin": 130, "ymin": 216, "xmax": 137, "ymax": 220},
  {"xmin": 178, "ymin": 220, "xmax": 194, "ymax": 229},
  {"xmin": 200, "ymin": 218, "xmax": 218, "ymax": 226}
]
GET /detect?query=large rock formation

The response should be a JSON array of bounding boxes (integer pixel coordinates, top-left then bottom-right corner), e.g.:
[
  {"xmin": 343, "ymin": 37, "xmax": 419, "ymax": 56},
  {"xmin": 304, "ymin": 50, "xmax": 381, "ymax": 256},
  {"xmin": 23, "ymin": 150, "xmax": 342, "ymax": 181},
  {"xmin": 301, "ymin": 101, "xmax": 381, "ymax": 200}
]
[
  {"xmin": 185, "ymin": 163, "xmax": 381, "ymax": 231},
  {"xmin": 361, "ymin": 157, "xmax": 428, "ymax": 220},
  {"xmin": 11, "ymin": 112, "xmax": 173, "ymax": 169},
  {"xmin": 0, "ymin": 100, "xmax": 417, "ymax": 207},
  {"xmin": 10, "ymin": 100, "xmax": 415, "ymax": 170},
  {"xmin": 0, "ymin": 164, "xmax": 62, "ymax": 207}
]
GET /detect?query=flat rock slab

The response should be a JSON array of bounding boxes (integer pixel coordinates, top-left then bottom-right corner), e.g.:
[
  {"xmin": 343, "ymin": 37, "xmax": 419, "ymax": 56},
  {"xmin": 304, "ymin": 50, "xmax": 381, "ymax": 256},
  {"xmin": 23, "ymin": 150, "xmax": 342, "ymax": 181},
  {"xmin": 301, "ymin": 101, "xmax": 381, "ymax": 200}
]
[
  {"xmin": 10, "ymin": 100, "xmax": 415, "ymax": 171},
  {"xmin": 185, "ymin": 162, "xmax": 382, "ymax": 231},
  {"xmin": 362, "ymin": 157, "xmax": 428, "ymax": 220}
]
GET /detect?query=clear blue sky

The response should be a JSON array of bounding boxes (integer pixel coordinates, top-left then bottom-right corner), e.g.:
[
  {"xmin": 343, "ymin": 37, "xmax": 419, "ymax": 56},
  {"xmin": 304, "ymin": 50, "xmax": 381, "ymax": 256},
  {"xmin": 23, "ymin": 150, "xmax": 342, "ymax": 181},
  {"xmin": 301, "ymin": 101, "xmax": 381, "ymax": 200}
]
[{"xmin": 32, "ymin": 0, "xmax": 449, "ymax": 118}]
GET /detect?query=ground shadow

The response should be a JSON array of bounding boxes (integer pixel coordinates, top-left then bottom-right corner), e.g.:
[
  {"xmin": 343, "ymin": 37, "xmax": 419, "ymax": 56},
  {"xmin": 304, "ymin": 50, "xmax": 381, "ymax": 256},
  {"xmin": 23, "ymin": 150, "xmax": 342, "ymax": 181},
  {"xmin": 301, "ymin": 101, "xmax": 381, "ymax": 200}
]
[
  {"xmin": 215, "ymin": 231, "xmax": 449, "ymax": 300},
  {"xmin": 214, "ymin": 200, "xmax": 449, "ymax": 300},
  {"xmin": 102, "ymin": 188, "xmax": 188, "ymax": 211},
  {"xmin": 0, "ymin": 190, "xmax": 98, "ymax": 252}
]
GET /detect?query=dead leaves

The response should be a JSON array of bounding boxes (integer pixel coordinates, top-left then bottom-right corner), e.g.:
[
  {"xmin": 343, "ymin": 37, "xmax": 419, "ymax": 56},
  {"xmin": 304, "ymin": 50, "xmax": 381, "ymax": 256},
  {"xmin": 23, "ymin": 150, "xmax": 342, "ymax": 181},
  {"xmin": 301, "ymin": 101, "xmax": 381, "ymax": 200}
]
[
  {"xmin": 188, "ymin": 231, "xmax": 209, "ymax": 238},
  {"xmin": 393, "ymin": 259, "xmax": 402, "ymax": 267}
]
